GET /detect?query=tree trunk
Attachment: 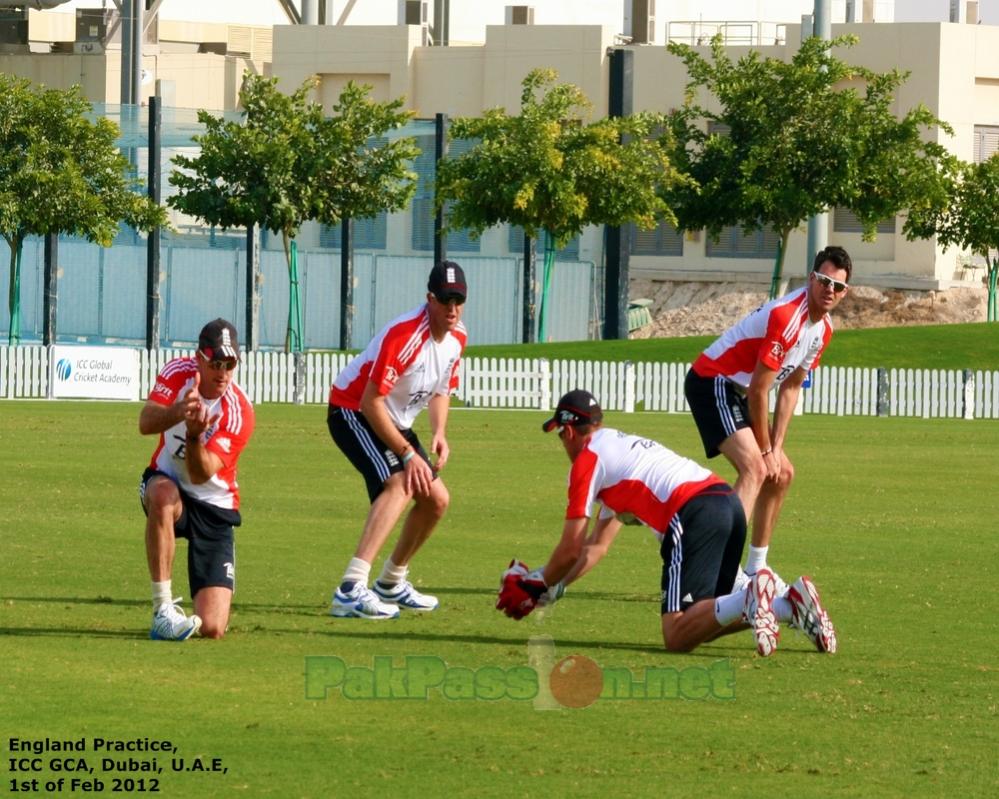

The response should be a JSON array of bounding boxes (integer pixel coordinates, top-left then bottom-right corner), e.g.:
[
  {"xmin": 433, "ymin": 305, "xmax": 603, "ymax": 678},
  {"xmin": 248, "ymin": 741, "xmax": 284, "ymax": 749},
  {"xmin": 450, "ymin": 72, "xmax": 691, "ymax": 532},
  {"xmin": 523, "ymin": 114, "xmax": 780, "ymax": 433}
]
[
  {"xmin": 988, "ymin": 259, "xmax": 998, "ymax": 323},
  {"xmin": 768, "ymin": 231, "xmax": 790, "ymax": 300},
  {"xmin": 7, "ymin": 235, "xmax": 23, "ymax": 346},
  {"xmin": 282, "ymin": 230, "xmax": 293, "ymax": 352}
]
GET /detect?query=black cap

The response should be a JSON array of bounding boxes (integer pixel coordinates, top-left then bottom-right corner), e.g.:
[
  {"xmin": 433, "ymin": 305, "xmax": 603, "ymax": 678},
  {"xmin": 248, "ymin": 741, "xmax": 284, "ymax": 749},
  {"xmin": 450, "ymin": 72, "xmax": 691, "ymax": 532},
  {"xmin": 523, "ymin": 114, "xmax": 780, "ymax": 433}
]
[
  {"xmin": 198, "ymin": 318, "xmax": 240, "ymax": 361},
  {"xmin": 542, "ymin": 389, "xmax": 603, "ymax": 432},
  {"xmin": 428, "ymin": 260, "xmax": 467, "ymax": 302}
]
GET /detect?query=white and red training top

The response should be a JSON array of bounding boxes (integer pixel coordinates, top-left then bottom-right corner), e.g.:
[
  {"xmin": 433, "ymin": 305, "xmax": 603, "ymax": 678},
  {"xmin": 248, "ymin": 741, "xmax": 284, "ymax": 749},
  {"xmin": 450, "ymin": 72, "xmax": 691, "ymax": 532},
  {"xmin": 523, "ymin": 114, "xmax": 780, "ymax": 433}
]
[
  {"xmin": 565, "ymin": 428, "xmax": 727, "ymax": 538},
  {"xmin": 329, "ymin": 304, "xmax": 467, "ymax": 430},
  {"xmin": 691, "ymin": 286, "xmax": 833, "ymax": 390},
  {"xmin": 146, "ymin": 357, "xmax": 255, "ymax": 510}
]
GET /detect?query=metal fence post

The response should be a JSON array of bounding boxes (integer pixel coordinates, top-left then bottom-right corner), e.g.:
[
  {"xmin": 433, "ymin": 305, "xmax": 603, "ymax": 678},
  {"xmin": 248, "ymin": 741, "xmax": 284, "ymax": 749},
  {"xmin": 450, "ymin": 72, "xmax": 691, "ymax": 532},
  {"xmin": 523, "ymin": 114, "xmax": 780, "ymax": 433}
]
[
  {"xmin": 963, "ymin": 369, "xmax": 975, "ymax": 420},
  {"xmin": 293, "ymin": 351, "xmax": 305, "ymax": 405},
  {"xmin": 539, "ymin": 357, "xmax": 551, "ymax": 411},
  {"xmin": 624, "ymin": 360, "xmax": 636, "ymax": 412},
  {"xmin": 876, "ymin": 367, "xmax": 889, "ymax": 416}
]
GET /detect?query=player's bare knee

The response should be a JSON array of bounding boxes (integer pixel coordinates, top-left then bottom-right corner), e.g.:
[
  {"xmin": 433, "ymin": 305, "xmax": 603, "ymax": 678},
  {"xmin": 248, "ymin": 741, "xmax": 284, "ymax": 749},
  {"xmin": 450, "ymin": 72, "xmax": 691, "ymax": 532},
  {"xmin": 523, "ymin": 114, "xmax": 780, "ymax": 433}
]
[
  {"xmin": 420, "ymin": 484, "xmax": 449, "ymax": 518},
  {"xmin": 199, "ymin": 621, "xmax": 226, "ymax": 640},
  {"xmin": 780, "ymin": 459, "xmax": 795, "ymax": 487},
  {"xmin": 663, "ymin": 635, "xmax": 695, "ymax": 653},
  {"xmin": 145, "ymin": 479, "xmax": 180, "ymax": 514},
  {"xmin": 736, "ymin": 457, "xmax": 766, "ymax": 492}
]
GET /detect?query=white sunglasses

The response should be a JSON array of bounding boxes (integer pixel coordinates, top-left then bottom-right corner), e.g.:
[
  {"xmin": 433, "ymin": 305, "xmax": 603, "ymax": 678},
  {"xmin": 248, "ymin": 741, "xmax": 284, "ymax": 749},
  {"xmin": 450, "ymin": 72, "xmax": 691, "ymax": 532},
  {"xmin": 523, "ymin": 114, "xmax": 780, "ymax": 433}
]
[{"xmin": 813, "ymin": 272, "xmax": 848, "ymax": 293}]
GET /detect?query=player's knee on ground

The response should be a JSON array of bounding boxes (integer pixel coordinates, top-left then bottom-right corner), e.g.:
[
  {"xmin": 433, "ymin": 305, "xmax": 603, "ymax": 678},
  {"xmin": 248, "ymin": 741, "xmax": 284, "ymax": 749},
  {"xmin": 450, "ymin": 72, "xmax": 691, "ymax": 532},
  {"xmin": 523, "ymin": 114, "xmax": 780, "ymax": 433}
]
[
  {"xmin": 199, "ymin": 619, "xmax": 227, "ymax": 639},
  {"xmin": 661, "ymin": 614, "xmax": 699, "ymax": 653},
  {"xmin": 662, "ymin": 635, "xmax": 697, "ymax": 653}
]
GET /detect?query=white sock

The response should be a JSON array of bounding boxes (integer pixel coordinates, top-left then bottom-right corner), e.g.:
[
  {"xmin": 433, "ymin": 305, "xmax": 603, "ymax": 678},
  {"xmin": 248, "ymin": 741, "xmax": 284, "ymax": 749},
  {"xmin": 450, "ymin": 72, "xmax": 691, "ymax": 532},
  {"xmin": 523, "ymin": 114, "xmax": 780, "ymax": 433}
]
[
  {"xmin": 745, "ymin": 545, "xmax": 769, "ymax": 574},
  {"xmin": 340, "ymin": 557, "xmax": 371, "ymax": 590},
  {"xmin": 152, "ymin": 580, "xmax": 172, "ymax": 611},
  {"xmin": 773, "ymin": 596, "xmax": 793, "ymax": 623},
  {"xmin": 714, "ymin": 590, "xmax": 747, "ymax": 626},
  {"xmin": 376, "ymin": 558, "xmax": 408, "ymax": 587}
]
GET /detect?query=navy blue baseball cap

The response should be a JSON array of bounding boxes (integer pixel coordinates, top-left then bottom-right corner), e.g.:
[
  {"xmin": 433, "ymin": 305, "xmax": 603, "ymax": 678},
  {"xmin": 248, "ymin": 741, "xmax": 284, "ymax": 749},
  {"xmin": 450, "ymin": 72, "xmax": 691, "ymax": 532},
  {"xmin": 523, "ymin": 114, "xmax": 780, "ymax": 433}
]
[{"xmin": 542, "ymin": 389, "xmax": 603, "ymax": 432}]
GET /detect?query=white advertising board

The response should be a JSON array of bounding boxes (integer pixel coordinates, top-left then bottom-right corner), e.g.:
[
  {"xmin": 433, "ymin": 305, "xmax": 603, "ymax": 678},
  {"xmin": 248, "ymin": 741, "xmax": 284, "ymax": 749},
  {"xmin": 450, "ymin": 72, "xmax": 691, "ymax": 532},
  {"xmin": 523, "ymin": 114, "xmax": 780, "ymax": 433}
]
[{"xmin": 50, "ymin": 346, "xmax": 140, "ymax": 401}]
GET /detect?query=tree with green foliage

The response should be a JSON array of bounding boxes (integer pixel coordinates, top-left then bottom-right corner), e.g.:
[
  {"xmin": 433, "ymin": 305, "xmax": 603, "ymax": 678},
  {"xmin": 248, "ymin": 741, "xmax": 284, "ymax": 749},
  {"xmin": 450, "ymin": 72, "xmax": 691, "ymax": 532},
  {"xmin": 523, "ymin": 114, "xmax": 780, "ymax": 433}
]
[
  {"xmin": 436, "ymin": 68, "xmax": 684, "ymax": 340},
  {"xmin": 169, "ymin": 74, "xmax": 419, "ymax": 351},
  {"xmin": 0, "ymin": 75, "xmax": 165, "ymax": 345},
  {"xmin": 904, "ymin": 155, "xmax": 999, "ymax": 321},
  {"xmin": 664, "ymin": 35, "xmax": 953, "ymax": 298}
]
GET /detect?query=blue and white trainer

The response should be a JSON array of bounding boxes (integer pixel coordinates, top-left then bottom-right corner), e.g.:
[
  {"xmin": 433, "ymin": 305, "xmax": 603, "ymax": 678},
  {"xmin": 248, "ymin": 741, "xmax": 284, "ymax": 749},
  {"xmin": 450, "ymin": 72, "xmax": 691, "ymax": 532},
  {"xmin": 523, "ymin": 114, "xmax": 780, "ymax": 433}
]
[
  {"xmin": 330, "ymin": 583, "xmax": 400, "ymax": 620},
  {"xmin": 373, "ymin": 579, "xmax": 439, "ymax": 612},
  {"xmin": 150, "ymin": 598, "xmax": 201, "ymax": 641}
]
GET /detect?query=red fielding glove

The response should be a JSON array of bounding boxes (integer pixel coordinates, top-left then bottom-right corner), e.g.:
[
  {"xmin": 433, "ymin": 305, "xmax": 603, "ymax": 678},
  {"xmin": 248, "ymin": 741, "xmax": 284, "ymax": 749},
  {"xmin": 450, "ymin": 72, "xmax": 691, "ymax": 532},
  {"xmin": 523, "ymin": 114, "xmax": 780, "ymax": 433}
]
[{"xmin": 497, "ymin": 563, "xmax": 547, "ymax": 620}]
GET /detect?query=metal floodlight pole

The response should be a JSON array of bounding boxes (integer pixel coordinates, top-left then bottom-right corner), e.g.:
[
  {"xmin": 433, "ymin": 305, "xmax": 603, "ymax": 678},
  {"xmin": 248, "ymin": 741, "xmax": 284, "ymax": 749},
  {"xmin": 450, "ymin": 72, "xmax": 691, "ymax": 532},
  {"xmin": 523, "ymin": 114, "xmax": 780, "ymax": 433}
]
[
  {"xmin": 434, "ymin": 113, "xmax": 449, "ymax": 268},
  {"xmin": 603, "ymin": 48, "xmax": 633, "ymax": 340},
  {"xmin": 302, "ymin": 0, "xmax": 318, "ymax": 25},
  {"xmin": 131, "ymin": 0, "xmax": 143, "ymax": 105},
  {"xmin": 806, "ymin": 0, "xmax": 831, "ymax": 274},
  {"xmin": 146, "ymin": 95, "xmax": 162, "ymax": 349}
]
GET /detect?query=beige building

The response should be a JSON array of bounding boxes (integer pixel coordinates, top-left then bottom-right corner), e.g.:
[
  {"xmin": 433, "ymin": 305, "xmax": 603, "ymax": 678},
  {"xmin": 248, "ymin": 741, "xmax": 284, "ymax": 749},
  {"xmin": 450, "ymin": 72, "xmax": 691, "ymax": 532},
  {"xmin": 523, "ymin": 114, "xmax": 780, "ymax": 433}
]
[{"xmin": 0, "ymin": 1, "xmax": 994, "ymax": 289}]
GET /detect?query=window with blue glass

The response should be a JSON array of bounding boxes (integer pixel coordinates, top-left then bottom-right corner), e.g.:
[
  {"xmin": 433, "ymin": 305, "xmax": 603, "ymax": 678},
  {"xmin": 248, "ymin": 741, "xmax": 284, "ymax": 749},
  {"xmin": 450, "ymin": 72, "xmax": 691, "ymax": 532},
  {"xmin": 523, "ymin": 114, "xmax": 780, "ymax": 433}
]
[
  {"xmin": 412, "ymin": 134, "xmax": 480, "ymax": 252},
  {"xmin": 507, "ymin": 227, "xmax": 579, "ymax": 260}
]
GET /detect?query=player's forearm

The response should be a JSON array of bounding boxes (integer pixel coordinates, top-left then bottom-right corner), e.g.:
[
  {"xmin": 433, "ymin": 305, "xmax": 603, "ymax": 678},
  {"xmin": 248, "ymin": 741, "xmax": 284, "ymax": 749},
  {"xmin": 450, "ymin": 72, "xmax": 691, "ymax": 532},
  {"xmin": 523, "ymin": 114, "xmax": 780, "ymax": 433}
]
[
  {"xmin": 542, "ymin": 518, "xmax": 590, "ymax": 585},
  {"xmin": 427, "ymin": 393, "xmax": 450, "ymax": 438},
  {"xmin": 184, "ymin": 437, "xmax": 222, "ymax": 484},
  {"xmin": 747, "ymin": 389, "xmax": 772, "ymax": 450},
  {"xmin": 771, "ymin": 387, "xmax": 800, "ymax": 447},
  {"xmin": 139, "ymin": 401, "xmax": 181, "ymax": 435},
  {"xmin": 560, "ymin": 541, "xmax": 610, "ymax": 588},
  {"xmin": 360, "ymin": 384, "xmax": 410, "ymax": 456}
]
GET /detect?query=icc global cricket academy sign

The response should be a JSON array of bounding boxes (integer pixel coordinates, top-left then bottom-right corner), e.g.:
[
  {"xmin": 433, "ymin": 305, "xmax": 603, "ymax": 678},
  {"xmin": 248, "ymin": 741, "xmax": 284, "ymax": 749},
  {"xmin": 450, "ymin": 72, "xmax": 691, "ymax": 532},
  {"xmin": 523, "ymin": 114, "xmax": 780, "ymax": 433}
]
[{"xmin": 51, "ymin": 346, "xmax": 140, "ymax": 402}]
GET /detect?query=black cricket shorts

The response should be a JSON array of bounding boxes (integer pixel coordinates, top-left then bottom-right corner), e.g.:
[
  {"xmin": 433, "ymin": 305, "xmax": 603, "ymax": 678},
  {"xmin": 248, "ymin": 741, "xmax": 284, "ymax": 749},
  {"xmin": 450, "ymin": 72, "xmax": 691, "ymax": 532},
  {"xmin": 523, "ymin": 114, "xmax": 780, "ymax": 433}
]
[
  {"xmin": 327, "ymin": 405, "xmax": 435, "ymax": 503},
  {"xmin": 684, "ymin": 368, "xmax": 752, "ymax": 459},
  {"xmin": 659, "ymin": 486, "xmax": 746, "ymax": 614},
  {"xmin": 139, "ymin": 468, "xmax": 240, "ymax": 596}
]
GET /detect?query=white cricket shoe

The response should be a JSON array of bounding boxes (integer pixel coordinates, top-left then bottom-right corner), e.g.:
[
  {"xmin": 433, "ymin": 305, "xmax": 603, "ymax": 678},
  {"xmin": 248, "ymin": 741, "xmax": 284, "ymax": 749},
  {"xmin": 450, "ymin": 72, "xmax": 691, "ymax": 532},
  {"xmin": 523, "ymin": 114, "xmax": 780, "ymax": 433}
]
[
  {"xmin": 373, "ymin": 579, "xmax": 439, "ymax": 612},
  {"xmin": 787, "ymin": 576, "xmax": 837, "ymax": 654},
  {"xmin": 742, "ymin": 568, "xmax": 779, "ymax": 657},
  {"xmin": 739, "ymin": 567, "xmax": 788, "ymax": 597},
  {"xmin": 330, "ymin": 583, "xmax": 400, "ymax": 620},
  {"xmin": 150, "ymin": 598, "xmax": 202, "ymax": 641}
]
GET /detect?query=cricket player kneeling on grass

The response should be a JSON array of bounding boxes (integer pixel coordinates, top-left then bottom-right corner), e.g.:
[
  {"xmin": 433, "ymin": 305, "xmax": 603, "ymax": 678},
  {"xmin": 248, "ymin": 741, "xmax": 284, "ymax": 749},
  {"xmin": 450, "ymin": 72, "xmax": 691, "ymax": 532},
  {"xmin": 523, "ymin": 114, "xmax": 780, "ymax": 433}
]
[
  {"xmin": 138, "ymin": 319, "xmax": 255, "ymax": 642},
  {"xmin": 495, "ymin": 389, "xmax": 837, "ymax": 656}
]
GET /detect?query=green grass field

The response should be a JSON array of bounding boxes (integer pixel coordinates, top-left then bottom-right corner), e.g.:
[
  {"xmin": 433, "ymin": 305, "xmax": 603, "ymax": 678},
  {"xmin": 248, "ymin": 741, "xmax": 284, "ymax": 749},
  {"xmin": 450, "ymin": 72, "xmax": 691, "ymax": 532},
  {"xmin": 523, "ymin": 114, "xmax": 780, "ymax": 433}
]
[{"xmin": 2, "ymin": 401, "xmax": 998, "ymax": 798}]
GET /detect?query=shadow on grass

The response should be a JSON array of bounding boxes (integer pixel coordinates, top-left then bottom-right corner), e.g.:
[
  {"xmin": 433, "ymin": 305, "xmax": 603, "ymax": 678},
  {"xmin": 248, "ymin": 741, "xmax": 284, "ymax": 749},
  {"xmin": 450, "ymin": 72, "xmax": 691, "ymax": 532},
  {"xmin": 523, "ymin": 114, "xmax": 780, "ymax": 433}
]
[
  {"xmin": 0, "ymin": 627, "xmax": 147, "ymax": 639},
  {"xmin": 300, "ymin": 626, "xmax": 744, "ymax": 659}
]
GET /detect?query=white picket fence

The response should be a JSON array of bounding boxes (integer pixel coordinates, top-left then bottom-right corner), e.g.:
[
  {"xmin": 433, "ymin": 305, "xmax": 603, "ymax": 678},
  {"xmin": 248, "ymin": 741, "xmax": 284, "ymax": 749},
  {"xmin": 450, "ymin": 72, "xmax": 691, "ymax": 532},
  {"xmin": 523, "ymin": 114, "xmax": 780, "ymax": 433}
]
[{"xmin": 2, "ymin": 344, "xmax": 998, "ymax": 419}]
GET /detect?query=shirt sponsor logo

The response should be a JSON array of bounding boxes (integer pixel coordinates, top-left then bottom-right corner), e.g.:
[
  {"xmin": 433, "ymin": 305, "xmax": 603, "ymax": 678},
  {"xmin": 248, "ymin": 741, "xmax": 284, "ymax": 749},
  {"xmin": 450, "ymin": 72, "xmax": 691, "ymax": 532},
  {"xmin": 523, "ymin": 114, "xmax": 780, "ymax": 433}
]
[
  {"xmin": 770, "ymin": 341, "xmax": 786, "ymax": 360},
  {"xmin": 385, "ymin": 366, "xmax": 400, "ymax": 386},
  {"xmin": 216, "ymin": 436, "xmax": 232, "ymax": 453}
]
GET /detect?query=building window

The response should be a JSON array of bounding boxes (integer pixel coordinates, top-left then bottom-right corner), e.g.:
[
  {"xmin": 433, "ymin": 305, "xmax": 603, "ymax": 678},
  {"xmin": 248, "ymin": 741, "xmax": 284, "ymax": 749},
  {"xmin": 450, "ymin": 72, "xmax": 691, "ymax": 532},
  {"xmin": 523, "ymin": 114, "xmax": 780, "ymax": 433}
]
[
  {"xmin": 412, "ymin": 135, "xmax": 480, "ymax": 253},
  {"xmin": 705, "ymin": 224, "xmax": 780, "ymax": 259},
  {"xmin": 832, "ymin": 207, "xmax": 895, "ymax": 235},
  {"xmin": 507, "ymin": 227, "xmax": 579, "ymax": 260},
  {"xmin": 631, "ymin": 220, "xmax": 683, "ymax": 256},
  {"xmin": 319, "ymin": 214, "xmax": 387, "ymax": 250},
  {"xmin": 973, "ymin": 125, "xmax": 999, "ymax": 163}
]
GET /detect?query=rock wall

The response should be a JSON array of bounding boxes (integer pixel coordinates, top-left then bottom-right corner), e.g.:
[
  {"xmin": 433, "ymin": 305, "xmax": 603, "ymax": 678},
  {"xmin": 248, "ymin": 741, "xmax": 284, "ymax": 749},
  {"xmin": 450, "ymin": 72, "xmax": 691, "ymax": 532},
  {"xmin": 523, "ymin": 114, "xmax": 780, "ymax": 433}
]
[{"xmin": 629, "ymin": 280, "xmax": 987, "ymax": 339}]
